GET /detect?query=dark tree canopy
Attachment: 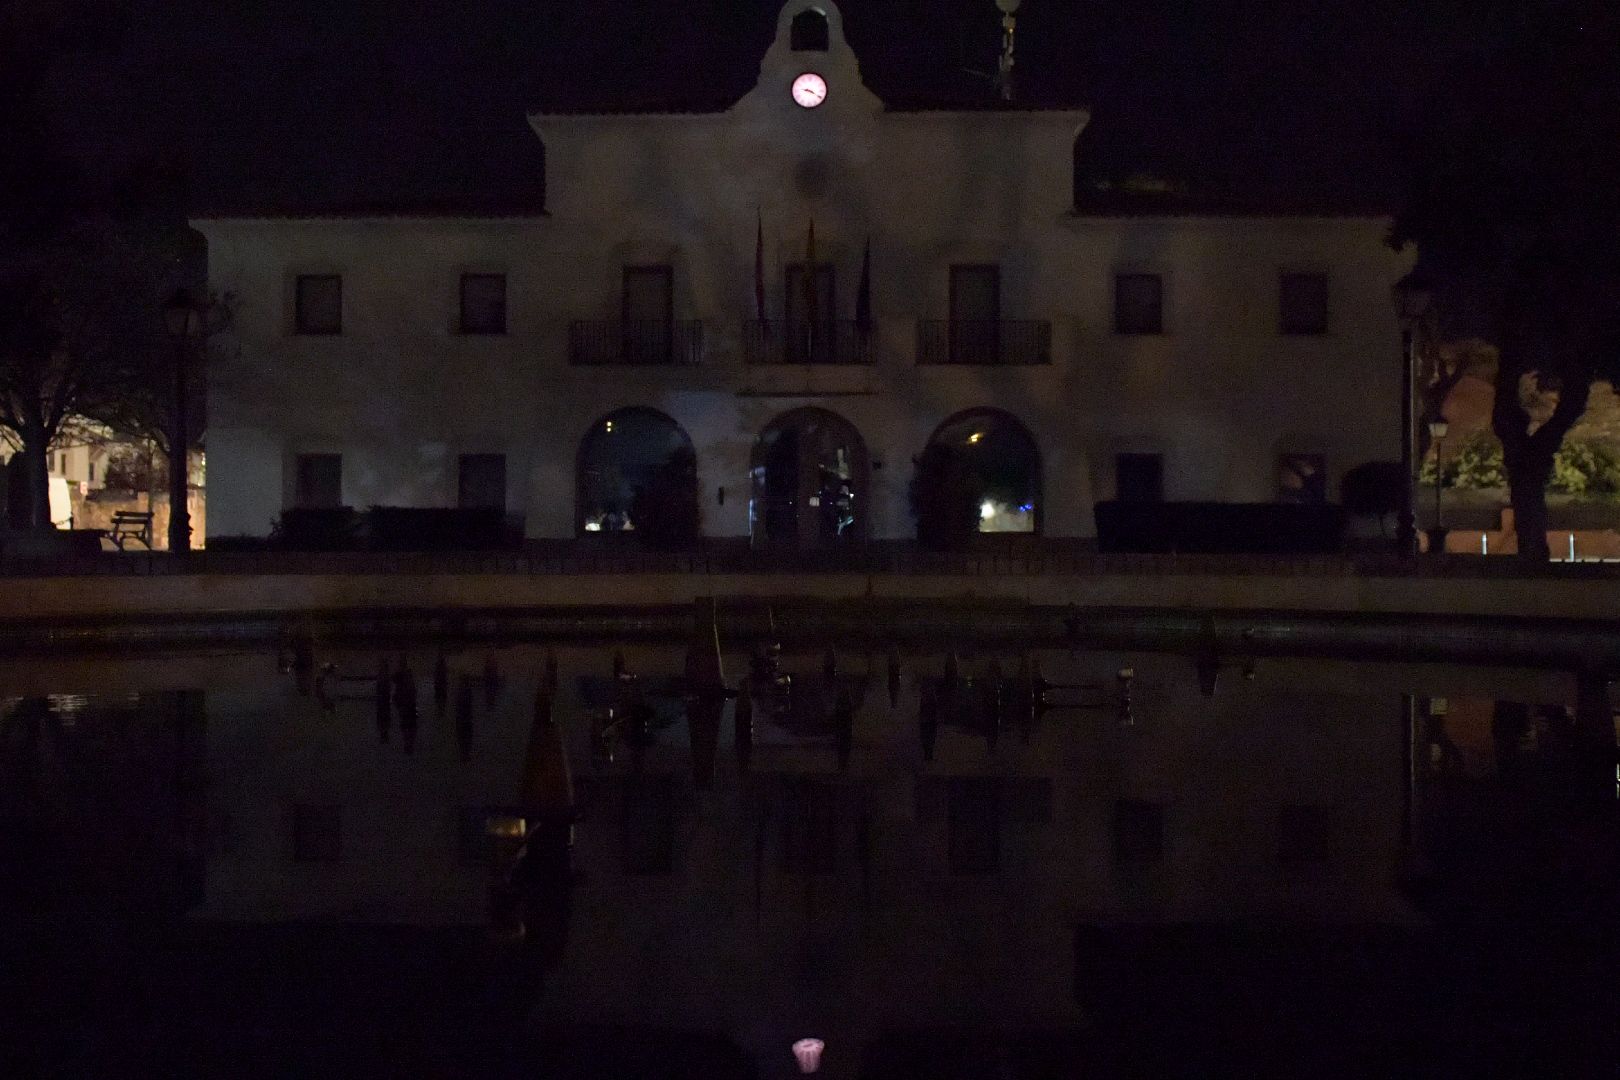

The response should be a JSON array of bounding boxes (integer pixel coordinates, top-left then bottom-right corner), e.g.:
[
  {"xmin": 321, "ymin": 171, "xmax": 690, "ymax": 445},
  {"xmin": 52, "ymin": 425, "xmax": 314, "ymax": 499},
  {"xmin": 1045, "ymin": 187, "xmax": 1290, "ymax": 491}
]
[{"xmin": 1391, "ymin": 2, "xmax": 1620, "ymax": 558}]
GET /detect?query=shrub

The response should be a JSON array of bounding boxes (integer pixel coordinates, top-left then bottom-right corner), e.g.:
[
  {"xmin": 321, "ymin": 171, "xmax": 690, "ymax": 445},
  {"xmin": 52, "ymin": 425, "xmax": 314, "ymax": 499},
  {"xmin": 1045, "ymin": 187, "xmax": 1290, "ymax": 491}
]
[
  {"xmin": 1550, "ymin": 440, "xmax": 1620, "ymax": 496},
  {"xmin": 365, "ymin": 506, "xmax": 514, "ymax": 551},
  {"xmin": 269, "ymin": 507, "xmax": 361, "ymax": 551},
  {"xmin": 1340, "ymin": 461, "xmax": 1405, "ymax": 516}
]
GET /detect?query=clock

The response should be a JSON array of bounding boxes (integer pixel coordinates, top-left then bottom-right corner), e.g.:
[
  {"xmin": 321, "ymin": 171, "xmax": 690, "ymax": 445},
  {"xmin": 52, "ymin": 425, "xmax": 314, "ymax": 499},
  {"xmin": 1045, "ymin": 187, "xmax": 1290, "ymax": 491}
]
[{"xmin": 791, "ymin": 72, "xmax": 827, "ymax": 109}]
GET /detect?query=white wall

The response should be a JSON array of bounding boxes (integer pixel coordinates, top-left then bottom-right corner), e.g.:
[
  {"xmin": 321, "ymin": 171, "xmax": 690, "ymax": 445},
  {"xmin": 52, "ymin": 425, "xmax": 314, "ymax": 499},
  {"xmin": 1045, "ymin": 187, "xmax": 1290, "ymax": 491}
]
[{"xmin": 197, "ymin": 0, "xmax": 1412, "ymax": 540}]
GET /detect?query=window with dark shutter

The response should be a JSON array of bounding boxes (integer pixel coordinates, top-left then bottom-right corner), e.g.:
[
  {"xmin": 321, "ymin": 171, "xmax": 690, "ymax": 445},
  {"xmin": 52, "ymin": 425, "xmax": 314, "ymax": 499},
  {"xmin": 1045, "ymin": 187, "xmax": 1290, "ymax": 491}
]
[
  {"xmin": 460, "ymin": 273, "xmax": 507, "ymax": 334},
  {"xmin": 1279, "ymin": 272, "xmax": 1329, "ymax": 335},
  {"xmin": 1114, "ymin": 274, "xmax": 1163, "ymax": 335},
  {"xmin": 295, "ymin": 274, "xmax": 342, "ymax": 335},
  {"xmin": 458, "ymin": 454, "xmax": 507, "ymax": 511},
  {"xmin": 294, "ymin": 454, "xmax": 343, "ymax": 509}
]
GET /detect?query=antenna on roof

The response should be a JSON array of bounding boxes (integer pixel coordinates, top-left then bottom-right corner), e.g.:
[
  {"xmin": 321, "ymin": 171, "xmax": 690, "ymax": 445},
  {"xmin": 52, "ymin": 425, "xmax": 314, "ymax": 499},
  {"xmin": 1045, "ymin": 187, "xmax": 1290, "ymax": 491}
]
[{"xmin": 995, "ymin": 0, "xmax": 1022, "ymax": 102}]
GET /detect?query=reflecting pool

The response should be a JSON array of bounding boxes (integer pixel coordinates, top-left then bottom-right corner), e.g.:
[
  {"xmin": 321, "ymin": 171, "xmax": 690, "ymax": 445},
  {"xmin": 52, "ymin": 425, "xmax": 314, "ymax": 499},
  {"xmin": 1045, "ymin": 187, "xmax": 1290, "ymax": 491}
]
[{"xmin": 1, "ymin": 642, "xmax": 1613, "ymax": 1078}]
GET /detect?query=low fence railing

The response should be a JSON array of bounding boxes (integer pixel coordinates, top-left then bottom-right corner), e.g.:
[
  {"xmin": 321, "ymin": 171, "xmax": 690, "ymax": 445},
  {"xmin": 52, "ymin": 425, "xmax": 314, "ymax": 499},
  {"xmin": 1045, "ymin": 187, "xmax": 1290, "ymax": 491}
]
[
  {"xmin": 916, "ymin": 319, "xmax": 1052, "ymax": 366},
  {"xmin": 2, "ymin": 541, "xmax": 1616, "ymax": 579},
  {"xmin": 569, "ymin": 320, "xmax": 704, "ymax": 366},
  {"xmin": 742, "ymin": 320, "xmax": 875, "ymax": 365}
]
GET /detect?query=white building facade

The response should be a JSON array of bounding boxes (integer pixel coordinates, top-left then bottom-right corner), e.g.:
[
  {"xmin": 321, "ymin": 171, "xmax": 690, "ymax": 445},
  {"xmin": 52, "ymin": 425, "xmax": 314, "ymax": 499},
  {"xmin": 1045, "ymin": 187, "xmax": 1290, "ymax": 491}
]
[{"xmin": 198, "ymin": 1, "xmax": 1411, "ymax": 546}]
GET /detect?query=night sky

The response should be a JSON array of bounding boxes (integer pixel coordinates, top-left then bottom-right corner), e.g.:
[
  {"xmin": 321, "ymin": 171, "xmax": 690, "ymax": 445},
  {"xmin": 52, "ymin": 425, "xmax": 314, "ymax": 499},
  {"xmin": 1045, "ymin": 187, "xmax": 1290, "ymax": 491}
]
[{"xmin": 35, "ymin": 1, "xmax": 1571, "ymax": 214}]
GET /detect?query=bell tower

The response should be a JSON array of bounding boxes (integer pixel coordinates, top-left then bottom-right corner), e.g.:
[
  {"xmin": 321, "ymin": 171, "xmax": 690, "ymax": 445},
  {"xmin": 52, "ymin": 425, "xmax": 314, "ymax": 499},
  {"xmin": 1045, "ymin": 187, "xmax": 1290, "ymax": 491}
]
[{"xmin": 742, "ymin": 0, "xmax": 883, "ymax": 118}]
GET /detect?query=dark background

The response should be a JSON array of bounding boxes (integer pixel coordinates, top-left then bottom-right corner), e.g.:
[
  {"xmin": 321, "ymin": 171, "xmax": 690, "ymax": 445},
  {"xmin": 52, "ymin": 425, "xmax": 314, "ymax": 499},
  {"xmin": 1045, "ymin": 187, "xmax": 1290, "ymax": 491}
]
[{"xmin": 32, "ymin": 0, "xmax": 1575, "ymax": 216}]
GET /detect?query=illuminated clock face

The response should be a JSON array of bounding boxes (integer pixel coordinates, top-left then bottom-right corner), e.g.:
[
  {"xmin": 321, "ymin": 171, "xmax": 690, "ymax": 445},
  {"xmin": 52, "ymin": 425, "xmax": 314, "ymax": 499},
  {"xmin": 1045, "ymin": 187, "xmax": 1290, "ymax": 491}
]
[{"xmin": 792, "ymin": 72, "xmax": 828, "ymax": 109}]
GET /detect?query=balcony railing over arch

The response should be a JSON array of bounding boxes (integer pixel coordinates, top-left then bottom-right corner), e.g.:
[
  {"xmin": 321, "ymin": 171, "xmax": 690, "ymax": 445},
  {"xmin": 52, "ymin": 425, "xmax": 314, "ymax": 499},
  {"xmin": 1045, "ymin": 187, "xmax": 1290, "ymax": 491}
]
[
  {"xmin": 916, "ymin": 320, "xmax": 1052, "ymax": 366},
  {"xmin": 743, "ymin": 320, "xmax": 875, "ymax": 366},
  {"xmin": 569, "ymin": 320, "xmax": 704, "ymax": 366}
]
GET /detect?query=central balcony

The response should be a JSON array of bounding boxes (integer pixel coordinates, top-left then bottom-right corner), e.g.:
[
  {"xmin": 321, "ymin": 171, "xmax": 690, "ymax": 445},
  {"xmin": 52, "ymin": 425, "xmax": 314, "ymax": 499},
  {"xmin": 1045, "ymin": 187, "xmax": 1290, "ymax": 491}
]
[
  {"xmin": 569, "ymin": 320, "xmax": 704, "ymax": 366},
  {"xmin": 743, "ymin": 320, "xmax": 875, "ymax": 366},
  {"xmin": 916, "ymin": 320, "xmax": 1053, "ymax": 366}
]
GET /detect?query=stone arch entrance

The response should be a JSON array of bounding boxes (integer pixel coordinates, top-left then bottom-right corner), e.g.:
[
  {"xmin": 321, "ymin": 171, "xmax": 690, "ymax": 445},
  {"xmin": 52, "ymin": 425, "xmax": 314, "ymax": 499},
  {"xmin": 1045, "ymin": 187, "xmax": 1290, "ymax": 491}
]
[
  {"xmin": 924, "ymin": 407, "xmax": 1042, "ymax": 534},
  {"xmin": 576, "ymin": 407, "xmax": 698, "ymax": 540},
  {"xmin": 751, "ymin": 407, "xmax": 869, "ymax": 549}
]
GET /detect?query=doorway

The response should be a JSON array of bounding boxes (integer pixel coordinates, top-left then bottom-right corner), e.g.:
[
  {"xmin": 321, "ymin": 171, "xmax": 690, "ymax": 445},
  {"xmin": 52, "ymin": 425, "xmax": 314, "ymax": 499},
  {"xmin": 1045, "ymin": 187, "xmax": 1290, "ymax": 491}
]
[{"xmin": 750, "ymin": 407, "xmax": 868, "ymax": 549}]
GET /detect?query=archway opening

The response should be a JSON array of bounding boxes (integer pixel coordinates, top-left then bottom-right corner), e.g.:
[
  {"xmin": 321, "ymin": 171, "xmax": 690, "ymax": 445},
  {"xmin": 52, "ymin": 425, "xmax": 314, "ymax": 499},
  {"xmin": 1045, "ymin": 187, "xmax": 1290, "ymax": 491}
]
[
  {"xmin": 751, "ymin": 407, "xmax": 868, "ymax": 549},
  {"xmin": 919, "ymin": 409, "xmax": 1042, "ymax": 539},
  {"xmin": 576, "ymin": 408, "xmax": 698, "ymax": 546},
  {"xmin": 791, "ymin": 9, "xmax": 830, "ymax": 52}
]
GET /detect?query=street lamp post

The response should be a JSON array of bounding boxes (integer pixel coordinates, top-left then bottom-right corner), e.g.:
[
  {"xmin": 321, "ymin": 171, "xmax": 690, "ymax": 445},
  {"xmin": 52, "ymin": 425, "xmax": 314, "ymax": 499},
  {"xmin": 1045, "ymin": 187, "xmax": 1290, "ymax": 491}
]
[
  {"xmin": 1392, "ymin": 272, "xmax": 1435, "ymax": 558},
  {"xmin": 1427, "ymin": 418, "xmax": 1449, "ymax": 554},
  {"xmin": 162, "ymin": 290, "xmax": 204, "ymax": 555}
]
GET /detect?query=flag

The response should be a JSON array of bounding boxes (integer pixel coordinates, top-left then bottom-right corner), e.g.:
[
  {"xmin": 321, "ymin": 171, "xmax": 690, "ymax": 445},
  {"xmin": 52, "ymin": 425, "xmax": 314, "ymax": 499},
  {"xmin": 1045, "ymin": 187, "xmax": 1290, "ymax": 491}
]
[
  {"xmin": 855, "ymin": 236, "xmax": 872, "ymax": 338},
  {"xmin": 754, "ymin": 210, "xmax": 766, "ymax": 324}
]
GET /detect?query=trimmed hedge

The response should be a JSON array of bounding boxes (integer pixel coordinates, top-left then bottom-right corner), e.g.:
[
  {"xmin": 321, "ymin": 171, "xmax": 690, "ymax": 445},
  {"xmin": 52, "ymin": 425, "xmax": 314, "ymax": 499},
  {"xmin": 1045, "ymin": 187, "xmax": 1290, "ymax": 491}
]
[
  {"xmin": 1095, "ymin": 501, "xmax": 1347, "ymax": 554},
  {"xmin": 266, "ymin": 506, "xmax": 521, "ymax": 552}
]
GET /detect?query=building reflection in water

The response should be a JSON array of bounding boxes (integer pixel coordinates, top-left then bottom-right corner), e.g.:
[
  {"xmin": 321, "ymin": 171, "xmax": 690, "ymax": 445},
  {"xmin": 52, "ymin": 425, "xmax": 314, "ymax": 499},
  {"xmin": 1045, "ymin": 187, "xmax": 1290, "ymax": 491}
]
[{"xmin": 0, "ymin": 645, "xmax": 1611, "ymax": 1076}]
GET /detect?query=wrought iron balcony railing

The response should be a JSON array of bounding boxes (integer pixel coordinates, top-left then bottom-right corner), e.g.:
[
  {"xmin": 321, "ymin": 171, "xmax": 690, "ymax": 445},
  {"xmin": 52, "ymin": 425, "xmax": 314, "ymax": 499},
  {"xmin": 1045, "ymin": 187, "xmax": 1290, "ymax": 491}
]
[
  {"xmin": 743, "ymin": 320, "xmax": 876, "ymax": 365},
  {"xmin": 915, "ymin": 320, "xmax": 1053, "ymax": 366},
  {"xmin": 569, "ymin": 320, "xmax": 704, "ymax": 366}
]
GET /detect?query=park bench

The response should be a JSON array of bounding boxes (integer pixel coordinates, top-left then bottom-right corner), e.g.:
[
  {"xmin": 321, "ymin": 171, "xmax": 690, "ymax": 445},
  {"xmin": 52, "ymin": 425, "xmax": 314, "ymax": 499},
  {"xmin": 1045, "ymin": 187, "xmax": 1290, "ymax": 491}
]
[{"xmin": 108, "ymin": 510, "xmax": 154, "ymax": 551}]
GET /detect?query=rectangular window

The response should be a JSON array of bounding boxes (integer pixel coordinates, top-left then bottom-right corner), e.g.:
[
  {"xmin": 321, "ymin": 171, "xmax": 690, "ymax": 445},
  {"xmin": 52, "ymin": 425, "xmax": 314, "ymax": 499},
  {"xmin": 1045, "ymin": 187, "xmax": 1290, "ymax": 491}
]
[
  {"xmin": 622, "ymin": 265, "xmax": 674, "ymax": 363},
  {"xmin": 1113, "ymin": 799, "xmax": 1165, "ymax": 865},
  {"xmin": 293, "ymin": 804, "xmax": 341, "ymax": 862},
  {"xmin": 1279, "ymin": 272, "xmax": 1329, "ymax": 335},
  {"xmin": 947, "ymin": 776, "xmax": 1001, "ymax": 875},
  {"xmin": 294, "ymin": 274, "xmax": 342, "ymax": 335},
  {"xmin": 1114, "ymin": 273, "xmax": 1163, "ymax": 335},
  {"xmin": 295, "ymin": 453, "xmax": 343, "ymax": 509},
  {"xmin": 1277, "ymin": 804, "xmax": 1332, "ymax": 863},
  {"xmin": 87, "ymin": 461, "xmax": 95, "ymax": 483},
  {"xmin": 1277, "ymin": 453, "xmax": 1327, "ymax": 504},
  {"xmin": 949, "ymin": 264, "xmax": 1002, "ymax": 363},
  {"xmin": 621, "ymin": 774, "xmax": 674, "ymax": 875},
  {"xmin": 1115, "ymin": 453, "xmax": 1164, "ymax": 504},
  {"xmin": 458, "ymin": 453, "xmax": 506, "ymax": 511},
  {"xmin": 459, "ymin": 273, "xmax": 507, "ymax": 335}
]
